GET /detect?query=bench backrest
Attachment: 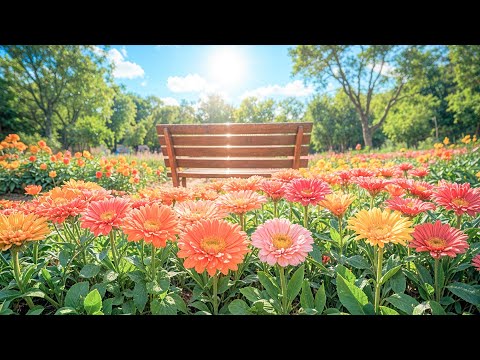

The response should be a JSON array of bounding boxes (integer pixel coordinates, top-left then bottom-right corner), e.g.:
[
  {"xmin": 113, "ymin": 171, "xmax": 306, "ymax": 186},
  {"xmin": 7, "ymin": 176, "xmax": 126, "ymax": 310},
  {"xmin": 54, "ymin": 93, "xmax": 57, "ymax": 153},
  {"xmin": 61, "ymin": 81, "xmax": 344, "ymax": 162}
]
[{"xmin": 156, "ymin": 122, "xmax": 313, "ymax": 175}]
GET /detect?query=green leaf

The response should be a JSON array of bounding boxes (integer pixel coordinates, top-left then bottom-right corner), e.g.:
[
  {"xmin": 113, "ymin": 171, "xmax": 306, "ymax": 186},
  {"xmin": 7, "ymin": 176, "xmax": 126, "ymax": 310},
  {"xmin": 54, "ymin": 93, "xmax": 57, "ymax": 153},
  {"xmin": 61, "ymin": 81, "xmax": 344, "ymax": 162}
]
[
  {"xmin": 0, "ymin": 289, "xmax": 20, "ymax": 301},
  {"xmin": 287, "ymin": 265, "xmax": 304, "ymax": 303},
  {"xmin": 190, "ymin": 301, "xmax": 210, "ymax": 312},
  {"xmin": 314, "ymin": 283, "xmax": 326, "ymax": 314},
  {"xmin": 380, "ymin": 265, "xmax": 402, "ymax": 285},
  {"xmin": 240, "ymin": 287, "xmax": 262, "ymax": 303},
  {"xmin": 446, "ymin": 282, "xmax": 480, "ymax": 305},
  {"xmin": 23, "ymin": 290, "xmax": 45, "ymax": 298},
  {"xmin": 345, "ymin": 255, "xmax": 370, "ymax": 269},
  {"xmin": 228, "ymin": 299, "xmax": 250, "ymax": 315},
  {"xmin": 122, "ymin": 300, "xmax": 136, "ymax": 314},
  {"xmin": 310, "ymin": 243, "xmax": 323, "ymax": 264},
  {"xmin": 336, "ymin": 273, "xmax": 368, "ymax": 315},
  {"xmin": 413, "ymin": 303, "xmax": 429, "ymax": 315},
  {"xmin": 103, "ymin": 270, "xmax": 118, "ymax": 282},
  {"xmin": 26, "ymin": 306, "xmax": 44, "ymax": 315},
  {"xmin": 330, "ymin": 228, "xmax": 341, "ymax": 244},
  {"xmin": 84, "ymin": 289, "xmax": 102, "ymax": 315},
  {"xmin": 428, "ymin": 301, "xmax": 446, "ymax": 315},
  {"xmin": 385, "ymin": 293, "xmax": 419, "ymax": 315},
  {"xmin": 151, "ymin": 296, "xmax": 177, "ymax": 315},
  {"xmin": 217, "ymin": 276, "xmax": 230, "ymax": 294},
  {"xmin": 64, "ymin": 282, "xmax": 89, "ymax": 310},
  {"xmin": 379, "ymin": 306, "xmax": 399, "ymax": 315},
  {"xmin": 336, "ymin": 264, "xmax": 356, "ymax": 284},
  {"xmin": 170, "ymin": 293, "xmax": 188, "ymax": 314},
  {"xmin": 300, "ymin": 279, "xmax": 314, "ymax": 310},
  {"xmin": 415, "ymin": 263, "xmax": 433, "ymax": 285},
  {"xmin": 59, "ymin": 250, "xmax": 70, "ymax": 268},
  {"xmin": 79, "ymin": 264, "xmax": 101, "ymax": 279},
  {"xmin": 102, "ymin": 298, "xmax": 114, "ymax": 315},
  {"xmin": 55, "ymin": 307, "xmax": 78, "ymax": 315},
  {"xmin": 324, "ymin": 308, "xmax": 341, "ymax": 315},
  {"xmin": 133, "ymin": 281, "xmax": 148, "ymax": 313},
  {"xmin": 257, "ymin": 271, "xmax": 279, "ymax": 299},
  {"xmin": 389, "ymin": 270, "xmax": 406, "ymax": 294}
]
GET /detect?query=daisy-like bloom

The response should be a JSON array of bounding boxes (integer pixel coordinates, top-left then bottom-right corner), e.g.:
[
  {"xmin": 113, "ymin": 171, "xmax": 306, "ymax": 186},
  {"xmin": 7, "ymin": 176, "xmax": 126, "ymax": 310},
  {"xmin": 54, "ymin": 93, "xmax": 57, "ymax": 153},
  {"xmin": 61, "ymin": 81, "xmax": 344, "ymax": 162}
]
[
  {"xmin": 347, "ymin": 208, "xmax": 414, "ymax": 248},
  {"xmin": 223, "ymin": 176, "xmax": 263, "ymax": 192},
  {"xmin": 385, "ymin": 197, "xmax": 436, "ymax": 217},
  {"xmin": 34, "ymin": 188, "xmax": 88, "ymax": 223},
  {"xmin": 317, "ymin": 192, "xmax": 356, "ymax": 217},
  {"xmin": 251, "ymin": 218, "xmax": 313, "ymax": 267},
  {"xmin": 159, "ymin": 186, "xmax": 193, "ymax": 206},
  {"xmin": 398, "ymin": 163, "xmax": 414, "ymax": 172},
  {"xmin": 175, "ymin": 200, "xmax": 228, "ymax": 228},
  {"xmin": 410, "ymin": 221, "xmax": 469, "ymax": 259},
  {"xmin": 472, "ymin": 254, "xmax": 480, "ymax": 272},
  {"xmin": 377, "ymin": 167, "xmax": 400, "ymax": 179},
  {"xmin": 191, "ymin": 185, "xmax": 220, "ymax": 201},
  {"xmin": 121, "ymin": 203, "xmax": 179, "ymax": 248},
  {"xmin": 284, "ymin": 178, "xmax": 331, "ymax": 207},
  {"xmin": 314, "ymin": 173, "xmax": 341, "ymax": 187},
  {"xmin": 80, "ymin": 197, "xmax": 131, "ymax": 236},
  {"xmin": 62, "ymin": 179, "xmax": 103, "ymax": 191},
  {"xmin": 216, "ymin": 190, "xmax": 267, "ymax": 215},
  {"xmin": 385, "ymin": 184, "xmax": 406, "ymax": 198},
  {"xmin": 348, "ymin": 168, "xmax": 375, "ymax": 178},
  {"xmin": 337, "ymin": 170, "xmax": 353, "ymax": 186},
  {"xmin": 260, "ymin": 180, "xmax": 286, "ymax": 202},
  {"xmin": 204, "ymin": 180, "xmax": 226, "ymax": 192},
  {"xmin": 432, "ymin": 182, "xmax": 480, "ymax": 217},
  {"xmin": 405, "ymin": 180, "xmax": 435, "ymax": 200},
  {"xmin": 24, "ymin": 185, "xmax": 42, "ymax": 196},
  {"xmin": 61, "ymin": 179, "xmax": 112, "ymax": 203},
  {"xmin": 271, "ymin": 168, "xmax": 303, "ymax": 183},
  {"xmin": 0, "ymin": 212, "xmax": 50, "ymax": 251},
  {"xmin": 354, "ymin": 177, "xmax": 390, "ymax": 198},
  {"xmin": 409, "ymin": 167, "xmax": 429, "ymax": 178},
  {"xmin": 177, "ymin": 219, "xmax": 249, "ymax": 276}
]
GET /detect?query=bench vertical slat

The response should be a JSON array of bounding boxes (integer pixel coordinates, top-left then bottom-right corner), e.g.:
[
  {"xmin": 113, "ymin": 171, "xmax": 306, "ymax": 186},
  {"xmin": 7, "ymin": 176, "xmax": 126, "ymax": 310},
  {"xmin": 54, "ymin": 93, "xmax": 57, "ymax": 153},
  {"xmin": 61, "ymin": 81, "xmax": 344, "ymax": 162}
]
[
  {"xmin": 163, "ymin": 128, "xmax": 180, "ymax": 187},
  {"xmin": 293, "ymin": 125, "xmax": 304, "ymax": 169}
]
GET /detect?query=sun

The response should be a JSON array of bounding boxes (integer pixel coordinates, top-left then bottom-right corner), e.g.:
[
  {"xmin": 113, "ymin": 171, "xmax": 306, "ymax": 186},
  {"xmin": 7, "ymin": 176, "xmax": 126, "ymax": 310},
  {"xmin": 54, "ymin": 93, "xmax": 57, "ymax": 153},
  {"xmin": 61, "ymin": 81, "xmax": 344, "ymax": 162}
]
[{"xmin": 208, "ymin": 46, "xmax": 246, "ymax": 88}]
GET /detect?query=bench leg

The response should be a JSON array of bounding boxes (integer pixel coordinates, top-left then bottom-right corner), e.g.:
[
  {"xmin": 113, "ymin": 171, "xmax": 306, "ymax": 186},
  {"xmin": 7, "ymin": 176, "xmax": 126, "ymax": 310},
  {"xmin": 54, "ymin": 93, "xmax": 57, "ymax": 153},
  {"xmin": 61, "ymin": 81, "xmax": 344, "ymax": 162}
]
[{"xmin": 181, "ymin": 177, "xmax": 187, "ymax": 187}]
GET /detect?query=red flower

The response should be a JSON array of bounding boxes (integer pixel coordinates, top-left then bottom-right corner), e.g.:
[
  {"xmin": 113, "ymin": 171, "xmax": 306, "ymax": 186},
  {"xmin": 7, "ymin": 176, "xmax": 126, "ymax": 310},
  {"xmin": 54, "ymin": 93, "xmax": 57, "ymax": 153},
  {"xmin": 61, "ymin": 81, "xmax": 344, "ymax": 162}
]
[
  {"xmin": 354, "ymin": 177, "xmax": 389, "ymax": 197},
  {"xmin": 409, "ymin": 167, "xmax": 429, "ymax": 178},
  {"xmin": 432, "ymin": 182, "xmax": 480, "ymax": 217},
  {"xmin": 29, "ymin": 156, "xmax": 36, "ymax": 162},
  {"xmin": 80, "ymin": 197, "xmax": 131, "ymax": 236},
  {"xmin": 398, "ymin": 163, "xmax": 414, "ymax": 172},
  {"xmin": 349, "ymin": 168, "xmax": 375, "ymax": 178},
  {"xmin": 385, "ymin": 197, "xmax": 436, "ymax": 217},
  {"xmin": 260, "ymin": 180, "xmax": 286, "ymax": 201},
  {"xmin": 284, "ymin": 178, "xmax": 331, "ymax": 206},
  {"xmin": 472, "ymin": 254, "xmax": 480, "ymax": 272},
  {"xmin": 96, "ymin": 171, "xmax": 103, "ymax": 179},
  {"xmin": 63, "ymin": 158, "xmax": 70, "ymax": 165}
]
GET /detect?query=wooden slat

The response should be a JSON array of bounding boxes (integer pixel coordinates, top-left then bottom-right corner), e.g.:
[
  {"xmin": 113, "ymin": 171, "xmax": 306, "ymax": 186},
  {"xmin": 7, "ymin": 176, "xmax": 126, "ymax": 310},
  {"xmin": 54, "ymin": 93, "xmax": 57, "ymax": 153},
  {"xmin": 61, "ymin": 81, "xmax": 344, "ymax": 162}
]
[
  {"xmin": 293, "ymin": 125, "xmax": 304, "ymax": 169},
  {"xmin": 163, "ymin": 128, "xmax": 179, "ymax": 187},
  {"xmin": 164, "ymin": 158, "xmax": 308, "ymax": 168},
  {"xmin": 168, "ymin": 168, "xmax": 282, "ymax": 178},
  {"xmin": 156, "ymin": 122, "xmax": 313, "ymax": 135},
  {"xmin": 160, "ymin": 146, "xmax": 309, "ymax": 157},
  {"xmin": 158, "ymin": 134, "xmax": 311, "ymax": 146}
]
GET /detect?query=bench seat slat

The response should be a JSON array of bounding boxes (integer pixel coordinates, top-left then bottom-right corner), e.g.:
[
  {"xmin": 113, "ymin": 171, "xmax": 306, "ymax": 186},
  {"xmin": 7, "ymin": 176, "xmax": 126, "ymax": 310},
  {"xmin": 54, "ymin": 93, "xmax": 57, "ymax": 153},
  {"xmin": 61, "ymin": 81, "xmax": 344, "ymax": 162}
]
[
  {"xmin": 158, "ymin": 134, "xmax": 310, "ymax": 146},
  {"xmin": 160, "ymin": 145, "xmax": 309, "ymax": 157},
  {"xmin": 158, "ymin": 122, "xmax": 313, "ymax": 135}
]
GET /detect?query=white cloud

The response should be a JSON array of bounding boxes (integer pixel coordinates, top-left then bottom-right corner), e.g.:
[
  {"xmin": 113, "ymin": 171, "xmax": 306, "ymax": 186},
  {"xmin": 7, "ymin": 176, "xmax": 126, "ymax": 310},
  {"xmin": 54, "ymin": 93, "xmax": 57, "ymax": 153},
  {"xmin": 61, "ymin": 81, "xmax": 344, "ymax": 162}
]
[
  {"xmin": 94, "ymin": 46, "xmax": 145, "ymax": 79},
  {"xmin": 367, "ymin": 62, "xmax": 397, "ymax": 77},
  {"xmin": 167, "ymin": 74, "xmax": 216, "ymax": 93},
  {"xmin": 161, "ymin": 97, "xmax": 180, "ymax": 106},
  {"xmin": 120, "ymin": 47, "xmax": 127, "ymax": 57},
  {"xmin": 140, "ymin": 81, "xmax": 147, "ymax": 87},
  {"xmin": 240, "ymin": 80, "xmax": 314, "ymax": 100}
]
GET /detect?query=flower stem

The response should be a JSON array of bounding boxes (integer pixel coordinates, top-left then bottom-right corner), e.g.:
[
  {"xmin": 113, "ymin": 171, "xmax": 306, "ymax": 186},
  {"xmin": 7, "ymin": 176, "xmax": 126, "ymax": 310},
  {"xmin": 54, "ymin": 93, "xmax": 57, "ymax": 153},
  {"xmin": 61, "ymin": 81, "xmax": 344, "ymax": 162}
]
[
  {"xmin": 273, "ymin": 201, "xmax": 278, "ymax": 218},
  {"xmin": 140, "ymin": 240, "xmax": 145, "ymax": 265},
  {"xmin": 278, "ymin": 265, "xmax": 289, "ymax": 315},
  {"xmin": 456, "ymin": 214, "xmax": 462, "ymax": 229},
  {"xmin": 151, "ymin": 245, "xmax": 157, "ymax": 281},
  {"xmin": 32, "ymin": 242, "xmax": 39, "ymax": 265},
  {"xmin": 303, "ymin": 205, "xmax": 309, "ymax": 228},
  {"xmin": 212, "ymin": 273, "xmax": 219, "ymax": 315},
  {"xmin": 434, "ymin": 257, "xmax": 440, "ymax": 303},
  {"xmin": 338, "ymin": 216, "xmax": 343, "ymax": 257},
  {"xmin": 370, "ymin": 195, "xmax": 375, "ymax": 209},
  {"xmin": 374, "ymin": 246, "xmax": 384, "ymax": 315},
  {"xmin": 289, "ymin": 203, "xmax": 293, "ymax": 222},
  {"xmin": 239, "ymin": 213, "xmax": 245, "ymax": 232},
  {"xmin": 109, "ymin": 231, "xmax": 119, "ymax": 272},
  {"xmin": 11, "ymin": 248, "xmax": 35, "ymax": 309}
]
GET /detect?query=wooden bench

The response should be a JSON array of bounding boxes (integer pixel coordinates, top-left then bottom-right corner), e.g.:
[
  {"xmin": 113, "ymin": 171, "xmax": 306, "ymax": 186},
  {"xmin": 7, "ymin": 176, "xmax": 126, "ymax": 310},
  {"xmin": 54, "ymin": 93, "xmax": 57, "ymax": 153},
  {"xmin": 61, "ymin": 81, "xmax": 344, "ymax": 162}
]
[{"xmin": 156, "ymin": 122, "xmax": 313, "ymax": 187}]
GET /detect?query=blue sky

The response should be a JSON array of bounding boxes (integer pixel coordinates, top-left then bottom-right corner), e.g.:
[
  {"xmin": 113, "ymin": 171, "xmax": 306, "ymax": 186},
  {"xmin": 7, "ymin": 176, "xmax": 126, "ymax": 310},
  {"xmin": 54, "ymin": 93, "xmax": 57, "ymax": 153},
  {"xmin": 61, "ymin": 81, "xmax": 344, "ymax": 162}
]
[{"xmin": 103, "ymin": 45, "xmax": 316, "ymax": 106}]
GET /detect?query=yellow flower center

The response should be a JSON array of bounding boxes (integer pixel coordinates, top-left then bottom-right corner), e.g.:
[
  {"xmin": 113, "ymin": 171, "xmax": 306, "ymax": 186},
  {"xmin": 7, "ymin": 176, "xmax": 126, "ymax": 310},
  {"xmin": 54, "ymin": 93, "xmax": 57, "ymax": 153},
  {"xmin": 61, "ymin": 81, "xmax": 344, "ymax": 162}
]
[
  {"xmin": 100, "ymin": 211, "xmax": 115, "ymax": 221},
  {"xmin": 416, "ymin": 186, "xmax": 426, "ymax": 191},
  {"xmin": 272, "ymin": 233, "xmax": 293, "ymax": 249},
  {"xmin": 201, "ymin": 236, "xmax": 226, "ymax": 253},
  {"xmin": 301, "ymin": 189, "xmax": 313, "ymax": 196},
  {"xmin": 451, "ymin": 198, "xmax": 469, "ymax": 207},
  {"xmin": 368, "ymin": 225, "xmax": 392, "ymax": 241},
  {"xmin": 144, "ymin": 220, "xmax": 160, "ymax": 231},
  {"xmin": 426, "ymin": 236, "xmax": 447, "ymax": 249}
]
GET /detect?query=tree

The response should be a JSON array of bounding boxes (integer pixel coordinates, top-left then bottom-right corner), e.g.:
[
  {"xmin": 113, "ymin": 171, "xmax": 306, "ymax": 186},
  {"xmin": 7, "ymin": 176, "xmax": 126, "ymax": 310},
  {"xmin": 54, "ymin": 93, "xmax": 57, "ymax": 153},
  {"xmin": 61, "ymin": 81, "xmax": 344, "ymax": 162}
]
[
  {"xmin": 108, "ymin": 90, "xmax": 137, "ymax": 151},
  {"xmin": 197, "ymin": 94, "xmax": 234, "ymax": 123},
  {"xmin": 0, "ymin": 45, "xmax": 112, "ymax": 141},
  {"xmin": 0, "ymin": 76, "xmax": 20, "ymax": 136},
  {"xmin": 274, "ymin": 97, "xmax": 306, "ymax": 122},
  {"xmin": 289, "ymin": 45, "xmax": 438, "ymax": 147},
  {"xmin": 234, "ymin": 97, "xmax": 275, "ymax": 123}
]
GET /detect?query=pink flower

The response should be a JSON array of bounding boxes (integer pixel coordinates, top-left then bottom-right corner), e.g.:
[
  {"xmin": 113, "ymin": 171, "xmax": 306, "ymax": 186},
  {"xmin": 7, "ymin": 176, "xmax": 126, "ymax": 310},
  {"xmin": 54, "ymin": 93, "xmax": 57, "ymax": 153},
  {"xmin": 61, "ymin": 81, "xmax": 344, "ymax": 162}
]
[
  {"xmin": 251, "ymin": 218, "xmax": 313, "ymax": 267},
  {"xmin": 472, "ymin": 254, "xmax": 480, "ymax": 272},
  {"xmin": 432, "ymin": 182, "xmax": 480, "ymax": 217},
  {"xmin": 385, "ymin": 197, "xmax": 436, "ymax": 217},
  {"xmin": 284, "ymin": 178, "xmax": 331, "ymax": 206}
]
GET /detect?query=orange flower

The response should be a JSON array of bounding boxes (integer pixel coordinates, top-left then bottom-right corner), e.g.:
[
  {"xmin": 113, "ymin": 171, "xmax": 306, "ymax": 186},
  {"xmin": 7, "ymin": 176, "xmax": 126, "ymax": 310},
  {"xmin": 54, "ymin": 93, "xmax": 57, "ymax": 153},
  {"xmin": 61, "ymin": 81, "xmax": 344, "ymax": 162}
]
[
  {"xmin": 29, "ymin": 156, "xmax": 37, "ymax": 162},
  {"xmin": 50, "ymin": 156, "xmax": 57, "ymax": 162},
  {"xmin": 175, "ymin": 200, "xmax": 228, "ymax": 228},
  {"xmin": 34, "ymin": 188, "xmax": 88, "ymax": 223},
  {"xmin": 121, "ymin": 203, "xmax": 179, "ymax": 248},
  {"xmin": 80, "ymin": 198, "xmax": 131, "ymax": 236},
  {"xmin": 63, "ymin": 158, "xmax": 70, "ymax": 165},
  {"xmin": 25, "ymin": 185, "xmax": 42, "ymax": 196},
  {"xmin": 77, "ymin": 159, "xmax": 85, "ymax": 167},
  {"xmin": 177, "ymin": 219, "xmax": 249, "ymax": 276},
  {"xmin": 37, "ymin": 140, "xmax": 46, "ymax": 148},
  {"xmin": 40, "ymin": 163, "xmax": 47, "ymax": 170},
  {"xmin": 216, "ymin": 190, "xmax": 267, "ymax": 215},
  {"xmin": 96, "ymin": 171, "xmax": 103, "ymax": 179},
  {"xmin": 74, "ymin": 152, "xmax": 82, "ymax": 158},
  {"xmin": 271, "ymin": 169, "xmax": 303, "ymax": 183},
  {"xmin": 318, "ymin": 192, "xmax": 356, "ymax": 217},
  {"xmin": 159, "ymin": 186, "xmax": 193, "ymax": 205},
  {"xmin": 49, "ymin": 171, "xmax": 57, "ymax": 178},
  {"xmin": 0, "ymin": 213, "xmax": 50, "ymax": 251},
  {"xmin": 385, "ymin": 184, "xmax": 405, "ymax": 198},
  {"xmin": 223, "ymin": 176, "xmax": 263, "ymax": 192},
  {"xmin": 260, "ymin": 180, "xmax": 286, "ymax": 202}
]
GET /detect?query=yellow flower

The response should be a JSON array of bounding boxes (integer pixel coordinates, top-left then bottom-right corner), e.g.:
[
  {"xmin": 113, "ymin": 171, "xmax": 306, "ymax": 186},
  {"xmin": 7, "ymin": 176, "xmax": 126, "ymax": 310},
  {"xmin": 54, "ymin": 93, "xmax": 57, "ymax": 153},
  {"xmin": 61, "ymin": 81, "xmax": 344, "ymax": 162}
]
[
  {"xmin": 347, "ymin": 208, "xmax": 413, "ymax": 248},
  {"xmin": 476, "ymin": 171, "xmax": 480, "ymax": 179},
  {"xmin": 400, "ymin": 148, "xmax": 406, "ymax": 152},
  {"xmin": 461, "ymin": 135, "xmax": 471, "ymax": 144},
  {"xmin": 434, "ymin": 143, "xmax": 444, "ymax": 149},
  {"xmin": 443, "ymin": 137, "xmax": 450, "ymax": 145}
]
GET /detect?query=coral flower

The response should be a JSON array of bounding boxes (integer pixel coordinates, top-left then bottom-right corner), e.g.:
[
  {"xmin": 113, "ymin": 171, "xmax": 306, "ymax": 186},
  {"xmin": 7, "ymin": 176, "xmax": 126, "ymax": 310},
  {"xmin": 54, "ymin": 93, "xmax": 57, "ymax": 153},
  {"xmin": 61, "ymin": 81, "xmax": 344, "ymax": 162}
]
[
  {"xmin": 410, "ymin": 167, "xmax": 429, "ymax": 178},
  {"xmin": 317, "ymin": 192, "xmax": 356, "ymax": 217},
  {"xmin": 385, "ymin": 197, "xmax": 436, "ymax": 217},
  {"xmin": 410, "ymin": 221, "xmax": 469, "ymax": 259},
  {"xmin": 34, "ymin": 188, "xmax": 88, "ymax": 223},
  {"xmin": 0, "ymin": 213, "xmax": 50, "ymax": 251},
  {"xmin": 385, "ymin": 184, "xmax": 406, "ymax": 198},
  {"xmin": 377, "ymin": 167, "xmax": 399, "ymax": 178},
  {"xmin": 159, "ymin": 186, "xmax": 193, "ymax": 206},
  {"xmin": 251, "ymin": 218, "xmax": 313, "ymax": 267},
  {"xmin": 80, "ymin": 197, "xmax": 131, "ymax": 236},
  {"xmin": 349, "ymin": 168, "xmax": 375, "ymax": 178},
  {"xmin": 121, "ymin": 203, "xmax": 179, "ymax": 248},
  {"xmin": 40, "ymin": 163, "xmax": 47, "ymax": 170},
  {"xmin": 216, "ymin": 190, "xmax": 267, "ymax": 215},
  {"xmin": 175, "ymin": 200, "xmax": 228, "ymax": 228},
  {"xmin": 472, "ymin": 254, "xmax": 480, "ymax": 272},
  {"xmin": 260, "ymin": 180, "xmax": 286, "ymax": 201},
  {"xmin": 223, "ymin": 176, "xmax": 263, "ymax": 192},
  {"xmin": 271, "ymin": 168, "xmax": 303, "ymax": 183},
  {"xmin": 398, "ymin": 163, "xmax": 414, "ymax": 172},
  {"xmin": 347, "ymin": 208, "xmax": 414, "ymax": 248},
  {"xmin": 25, "ymin": 185, "xmax": 42, "ymax": 196},
  {"xmin": 354, "ymin": 177, "xmax": 389, "ymax": 197},
  {"xmin": 49, "ymin": 171, "xmax": 57, "ymax": 178},
  {"xmin": 403, "ymin": 180, "xmax": 435, "ymax": 200},
  {"xmin": 177, "ymin": 219, "xmax": 249, "ymax": 276},
  {"xmin": 432, "ymin": 182, "xmax": 480, "ymax": 217},
  {"xmin": 284, "ymin": 178, "xmax": 331, "ymax": 206}
]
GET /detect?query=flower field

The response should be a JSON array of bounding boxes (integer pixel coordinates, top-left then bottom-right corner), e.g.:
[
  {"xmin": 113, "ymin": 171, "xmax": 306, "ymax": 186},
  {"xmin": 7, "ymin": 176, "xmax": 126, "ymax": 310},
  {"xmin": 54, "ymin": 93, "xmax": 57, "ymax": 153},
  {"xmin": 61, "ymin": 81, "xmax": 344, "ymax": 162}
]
[{"xmin": 0, "ymin": 134, "xmax": 480, "ymax": 315}]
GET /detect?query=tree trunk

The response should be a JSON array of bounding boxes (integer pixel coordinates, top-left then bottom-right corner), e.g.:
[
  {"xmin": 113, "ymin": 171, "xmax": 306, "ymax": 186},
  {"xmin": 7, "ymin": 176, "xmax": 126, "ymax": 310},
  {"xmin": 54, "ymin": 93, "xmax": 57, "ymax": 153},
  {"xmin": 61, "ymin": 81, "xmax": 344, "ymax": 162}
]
[
  {"xmin": 44, "ymin": 111, "xmax": 53, "ymax": 141},
  {"xmin": 361, "ymin": 122, "xmax": 373, "ymax": 148}
]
